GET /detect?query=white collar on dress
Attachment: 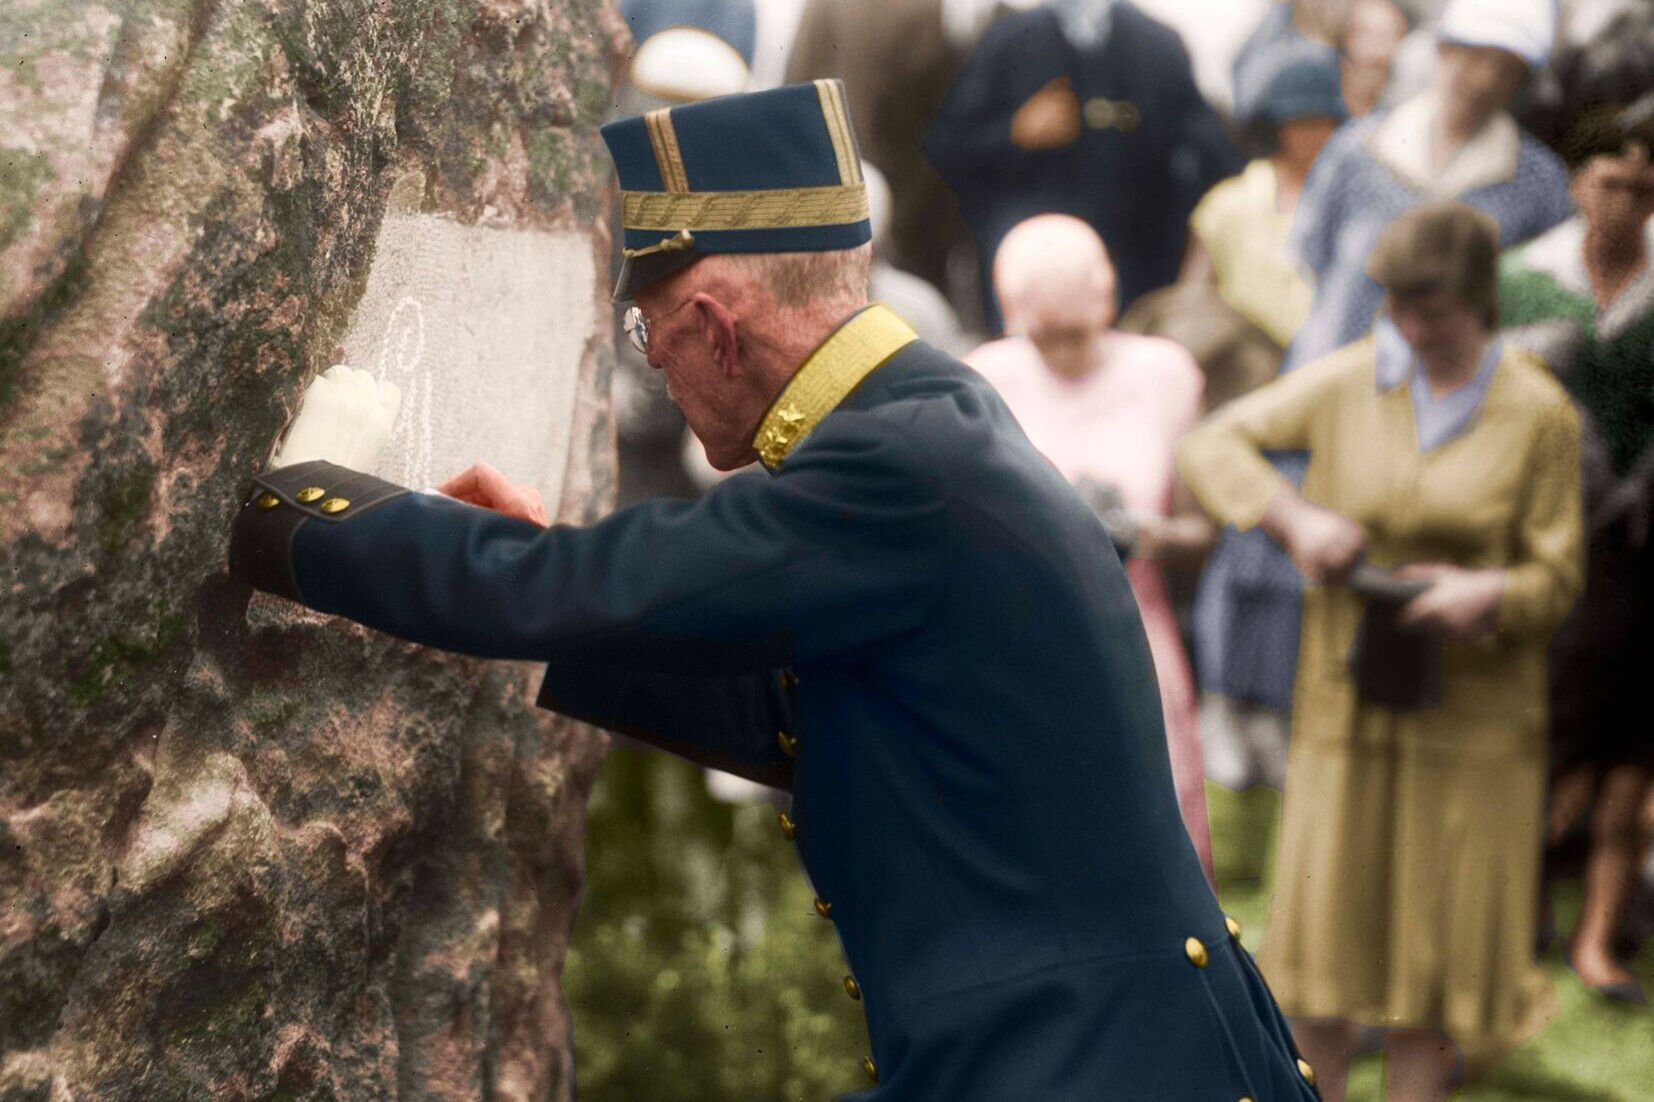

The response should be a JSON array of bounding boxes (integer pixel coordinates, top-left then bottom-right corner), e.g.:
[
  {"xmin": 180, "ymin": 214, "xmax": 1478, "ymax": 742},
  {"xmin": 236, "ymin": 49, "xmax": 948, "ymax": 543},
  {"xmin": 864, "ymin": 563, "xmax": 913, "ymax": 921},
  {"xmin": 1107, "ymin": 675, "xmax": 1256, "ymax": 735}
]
[{"xmin": 1367, "ymin": 92, "xmax": 1521, "ymax": 196}]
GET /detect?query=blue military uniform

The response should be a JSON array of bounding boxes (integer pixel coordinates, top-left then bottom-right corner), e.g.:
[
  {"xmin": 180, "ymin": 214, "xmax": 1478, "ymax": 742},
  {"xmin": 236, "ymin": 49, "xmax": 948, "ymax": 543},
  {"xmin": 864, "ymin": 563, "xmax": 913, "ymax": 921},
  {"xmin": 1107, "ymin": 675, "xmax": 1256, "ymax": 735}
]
[{"xmin": 230, "ymin": 83, "xmax": 1318, "ymax": 1100}]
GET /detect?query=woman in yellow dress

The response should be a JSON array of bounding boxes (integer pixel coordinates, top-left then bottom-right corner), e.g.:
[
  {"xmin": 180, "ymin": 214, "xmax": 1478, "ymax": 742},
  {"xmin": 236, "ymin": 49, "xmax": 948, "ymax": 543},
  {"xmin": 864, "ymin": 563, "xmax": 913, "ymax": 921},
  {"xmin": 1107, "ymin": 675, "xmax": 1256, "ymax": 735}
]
[{"xmin": 1178, "ymin": 202, "xmax": 1583, "ymax": 1102}]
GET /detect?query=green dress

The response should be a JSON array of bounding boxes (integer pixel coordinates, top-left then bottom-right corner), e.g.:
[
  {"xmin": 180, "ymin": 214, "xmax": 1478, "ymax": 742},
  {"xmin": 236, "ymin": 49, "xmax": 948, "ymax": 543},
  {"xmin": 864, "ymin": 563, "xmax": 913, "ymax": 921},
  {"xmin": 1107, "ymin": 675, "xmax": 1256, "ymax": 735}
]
[
  {"xmin": 1502, "ymin": 217, "xmax": 1654, "ymax": 771},
  {"xmin": 1501, "ymin": 217, "xmax": 1654, "ymax": 477}
]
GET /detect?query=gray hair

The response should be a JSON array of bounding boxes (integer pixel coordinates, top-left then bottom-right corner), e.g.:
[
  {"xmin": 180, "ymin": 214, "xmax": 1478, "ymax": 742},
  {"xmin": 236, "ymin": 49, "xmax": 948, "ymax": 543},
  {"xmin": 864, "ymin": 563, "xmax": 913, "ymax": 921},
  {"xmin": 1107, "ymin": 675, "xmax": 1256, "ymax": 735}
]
[{"xmin": 720, "ymin": 244, "xmax": 873, "ymax": 312}]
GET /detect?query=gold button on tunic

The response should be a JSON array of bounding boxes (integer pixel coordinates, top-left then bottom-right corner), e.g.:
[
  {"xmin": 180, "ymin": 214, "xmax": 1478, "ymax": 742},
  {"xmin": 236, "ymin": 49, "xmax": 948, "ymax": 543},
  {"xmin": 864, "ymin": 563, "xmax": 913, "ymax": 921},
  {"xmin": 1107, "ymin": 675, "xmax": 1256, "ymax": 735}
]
[
  {"xmin": 1184, "ymin": 936, "xmax": 1209, "ymax": 968},
  {"xmin": 777, "ymin": 812, "xmax": 796, "ymax": 840},
  {"xmin": 813, "ymin": 897, "xmax": 832, "ymax": 919},
  {"xmin": 843, "ymin": 974, "xmax": 861, "ymax": 1000},
  {"xmin": 295, "ymin": 486, "xmax": 326, "ymax": 504}
]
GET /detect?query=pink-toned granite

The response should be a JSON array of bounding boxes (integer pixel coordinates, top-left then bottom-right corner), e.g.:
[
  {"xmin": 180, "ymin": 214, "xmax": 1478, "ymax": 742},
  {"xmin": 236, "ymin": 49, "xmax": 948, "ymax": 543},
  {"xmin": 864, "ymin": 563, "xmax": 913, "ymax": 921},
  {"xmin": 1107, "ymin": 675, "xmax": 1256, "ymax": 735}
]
[{"xmin": 0, "ymin": 1, "xmax": 628, "ymax": 1097}]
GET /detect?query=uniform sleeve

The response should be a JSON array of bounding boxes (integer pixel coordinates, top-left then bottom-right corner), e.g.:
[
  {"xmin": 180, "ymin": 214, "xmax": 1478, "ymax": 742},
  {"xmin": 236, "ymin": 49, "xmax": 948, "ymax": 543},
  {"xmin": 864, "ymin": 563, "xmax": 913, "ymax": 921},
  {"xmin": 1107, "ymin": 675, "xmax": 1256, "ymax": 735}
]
[
  {"xmin": 229, "ymin": 414, "xmax": 950, "ymax": 675},
  {"xmin": 1175, "ymin": 352, "xmax": 1348, "ymax": 530},
  {"xmin": 1165, "ymin": 35, "xmax": 1244, "ymax": 204},
  {"xmin": 1499, "ymin": 397, "xmax": 1584, "ymax": 639},
  {"xmin": 535, "ymin": 661, "xmax": 797, "ymax": 790}
]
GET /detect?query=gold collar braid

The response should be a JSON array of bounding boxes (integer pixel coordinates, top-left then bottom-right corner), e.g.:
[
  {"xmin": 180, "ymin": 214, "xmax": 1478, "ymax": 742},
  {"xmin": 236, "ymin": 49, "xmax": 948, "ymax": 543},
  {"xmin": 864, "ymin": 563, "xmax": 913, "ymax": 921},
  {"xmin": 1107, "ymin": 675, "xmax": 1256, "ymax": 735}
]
[{"xmin": 752, "ymin": 305, "xmax": 918, "ymax": 469}]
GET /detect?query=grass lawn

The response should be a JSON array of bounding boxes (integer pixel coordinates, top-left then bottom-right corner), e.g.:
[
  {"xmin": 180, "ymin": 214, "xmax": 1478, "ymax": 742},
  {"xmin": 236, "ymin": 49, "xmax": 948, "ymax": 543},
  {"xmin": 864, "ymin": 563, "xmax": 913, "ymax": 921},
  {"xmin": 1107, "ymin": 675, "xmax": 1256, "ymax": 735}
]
[{"xmin": 1208, "ymin": 782, "xmax": 1654, "ymax": 1101}]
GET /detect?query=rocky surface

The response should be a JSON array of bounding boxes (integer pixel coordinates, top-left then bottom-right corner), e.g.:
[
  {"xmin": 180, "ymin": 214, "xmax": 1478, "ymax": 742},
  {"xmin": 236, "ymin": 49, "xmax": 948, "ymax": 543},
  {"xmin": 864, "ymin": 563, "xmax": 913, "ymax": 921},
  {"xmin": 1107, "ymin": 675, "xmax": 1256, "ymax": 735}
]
[{"xmin": 0, "ymin": 1, "xmax": 624, "ymax": 1097}]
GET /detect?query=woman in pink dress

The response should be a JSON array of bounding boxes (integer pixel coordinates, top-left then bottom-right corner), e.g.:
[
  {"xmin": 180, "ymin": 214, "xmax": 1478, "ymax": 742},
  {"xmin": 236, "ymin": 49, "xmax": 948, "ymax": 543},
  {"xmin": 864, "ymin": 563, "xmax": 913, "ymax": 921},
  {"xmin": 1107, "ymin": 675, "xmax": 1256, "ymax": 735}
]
[{"xmin": 966, "ymin": 214, "xmax": 1217, "ymax": 880}]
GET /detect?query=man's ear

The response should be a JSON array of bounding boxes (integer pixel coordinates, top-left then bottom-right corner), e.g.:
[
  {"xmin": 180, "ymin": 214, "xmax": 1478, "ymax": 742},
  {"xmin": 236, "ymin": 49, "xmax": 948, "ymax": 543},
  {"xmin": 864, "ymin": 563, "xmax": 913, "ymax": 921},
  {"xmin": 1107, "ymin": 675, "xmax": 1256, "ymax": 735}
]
[{"xmin": 692, "ymin": 294, "xmax": 741, "ymax": 377}]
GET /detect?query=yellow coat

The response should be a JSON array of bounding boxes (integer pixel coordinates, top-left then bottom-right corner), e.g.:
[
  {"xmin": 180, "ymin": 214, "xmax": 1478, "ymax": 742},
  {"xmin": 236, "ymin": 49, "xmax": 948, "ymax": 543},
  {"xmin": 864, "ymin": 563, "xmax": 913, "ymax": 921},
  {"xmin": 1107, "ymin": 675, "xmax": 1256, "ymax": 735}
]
[{"xmin": 1177, "ymin": 336, "xmax": 1581, "ymax": 1064}]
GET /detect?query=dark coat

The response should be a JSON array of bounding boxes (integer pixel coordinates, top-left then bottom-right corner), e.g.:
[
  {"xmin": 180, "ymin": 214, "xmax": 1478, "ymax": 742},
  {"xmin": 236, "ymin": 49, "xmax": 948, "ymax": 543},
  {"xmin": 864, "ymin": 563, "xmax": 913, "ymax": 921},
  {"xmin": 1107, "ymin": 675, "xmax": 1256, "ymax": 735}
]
[
  {"xmin": 230, "ymin": 336, "xmax": 1319, "ymax": 1100},
  {"xmin": 924, "ymin": 3, "xmax": 1241, "ymax": 325}
]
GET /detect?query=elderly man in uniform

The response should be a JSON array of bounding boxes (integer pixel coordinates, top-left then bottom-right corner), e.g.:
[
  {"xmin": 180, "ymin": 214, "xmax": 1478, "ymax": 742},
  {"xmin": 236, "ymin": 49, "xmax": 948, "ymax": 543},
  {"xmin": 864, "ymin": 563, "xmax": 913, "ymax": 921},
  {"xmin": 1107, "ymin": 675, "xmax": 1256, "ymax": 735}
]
[{"xmin": 229, "ymin": 81, "xmax": 1320, "ymax": 1100}]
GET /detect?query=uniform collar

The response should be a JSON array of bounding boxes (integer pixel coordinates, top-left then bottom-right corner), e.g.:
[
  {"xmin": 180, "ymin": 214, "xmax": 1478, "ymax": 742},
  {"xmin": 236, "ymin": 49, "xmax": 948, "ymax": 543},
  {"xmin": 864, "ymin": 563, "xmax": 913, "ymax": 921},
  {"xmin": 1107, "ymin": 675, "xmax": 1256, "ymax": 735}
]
[{"xmin": 752, "ymin": 304, "xmax": 919, "ymax": 469}]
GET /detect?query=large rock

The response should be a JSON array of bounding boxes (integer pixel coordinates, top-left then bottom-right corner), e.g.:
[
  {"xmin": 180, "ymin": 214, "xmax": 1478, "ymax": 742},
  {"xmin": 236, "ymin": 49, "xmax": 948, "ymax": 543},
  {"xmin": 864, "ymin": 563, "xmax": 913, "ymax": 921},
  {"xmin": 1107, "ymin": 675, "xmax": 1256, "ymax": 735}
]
[{"xmin": 0, "ymin": 1, "xmax": 624, "ymax": 1097}]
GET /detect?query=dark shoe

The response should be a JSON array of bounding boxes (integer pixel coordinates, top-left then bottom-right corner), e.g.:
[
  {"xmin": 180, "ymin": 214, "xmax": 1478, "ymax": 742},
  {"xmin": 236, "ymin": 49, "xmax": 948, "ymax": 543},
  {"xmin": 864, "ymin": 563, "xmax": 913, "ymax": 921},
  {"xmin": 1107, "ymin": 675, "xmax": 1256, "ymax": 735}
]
[{"xmin": 1590, "ymin": 980, "xmax": 1649, "ymax": 1007}]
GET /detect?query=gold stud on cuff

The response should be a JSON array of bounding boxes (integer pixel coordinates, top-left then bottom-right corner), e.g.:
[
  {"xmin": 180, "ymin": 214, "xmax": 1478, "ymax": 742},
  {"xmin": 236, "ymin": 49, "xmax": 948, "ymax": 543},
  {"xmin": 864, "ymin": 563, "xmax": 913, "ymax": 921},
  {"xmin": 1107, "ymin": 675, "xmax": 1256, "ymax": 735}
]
[
  {"xmin": 319, "ymin": 497, "xmax": 350, "ymax": 515},
  {"xmin": 1185, "ymin": 936, "xmax": 1209, "ymax": 968},
  {"xmin": 256, "ymin": 492, "xmax": 281, "ymax": 510},
  {"xmin": 295, "ymin": 486, "xmax": 325, "ymax": 504}
]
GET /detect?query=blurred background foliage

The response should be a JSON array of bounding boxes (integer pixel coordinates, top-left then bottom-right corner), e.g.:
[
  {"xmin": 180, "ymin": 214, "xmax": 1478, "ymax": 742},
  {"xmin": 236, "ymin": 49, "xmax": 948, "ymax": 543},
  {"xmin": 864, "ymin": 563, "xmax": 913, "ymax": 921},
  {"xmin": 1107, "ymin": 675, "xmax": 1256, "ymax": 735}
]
[
  {"xmin": 564, "ymin": 748, "xmax": 868, "ymax": 1100},
  {"xmin": 566, "ymin": 753, "xmax": 1654, "ymax": 1101}
]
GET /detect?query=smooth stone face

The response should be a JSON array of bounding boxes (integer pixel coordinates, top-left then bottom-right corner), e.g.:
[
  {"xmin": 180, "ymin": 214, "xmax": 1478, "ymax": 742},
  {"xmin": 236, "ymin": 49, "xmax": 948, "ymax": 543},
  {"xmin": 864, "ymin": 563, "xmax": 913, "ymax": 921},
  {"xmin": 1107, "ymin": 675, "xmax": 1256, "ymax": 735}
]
[{"xmin": 341, "ymin": 215, "xmax": 595, "ymax": 502}]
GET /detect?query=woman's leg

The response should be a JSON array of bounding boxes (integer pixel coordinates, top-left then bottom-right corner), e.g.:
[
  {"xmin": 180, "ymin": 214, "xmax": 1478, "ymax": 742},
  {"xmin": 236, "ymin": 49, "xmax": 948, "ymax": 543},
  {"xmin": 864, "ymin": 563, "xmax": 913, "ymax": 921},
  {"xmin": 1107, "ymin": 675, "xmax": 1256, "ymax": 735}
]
[
  {"xmin": 1290, "ymin": 1017, "xmax": 1358, "ymax": 1102},
  {"xmin": 1383, "ymin": 1028, "xmax": 1458, "ymax": 1102},
  {"xmin": 1570, "ymin": 764, "xmax": 1654, "ymax": 989}
]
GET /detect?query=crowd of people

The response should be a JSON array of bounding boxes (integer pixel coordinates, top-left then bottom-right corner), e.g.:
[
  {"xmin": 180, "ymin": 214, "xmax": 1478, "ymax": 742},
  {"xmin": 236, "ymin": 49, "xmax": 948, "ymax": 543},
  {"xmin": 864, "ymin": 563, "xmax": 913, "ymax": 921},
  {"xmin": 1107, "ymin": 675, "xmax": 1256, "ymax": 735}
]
[{"xmin": 612, "ymin": 0, "xmax": 1654, "ymax": 1098}]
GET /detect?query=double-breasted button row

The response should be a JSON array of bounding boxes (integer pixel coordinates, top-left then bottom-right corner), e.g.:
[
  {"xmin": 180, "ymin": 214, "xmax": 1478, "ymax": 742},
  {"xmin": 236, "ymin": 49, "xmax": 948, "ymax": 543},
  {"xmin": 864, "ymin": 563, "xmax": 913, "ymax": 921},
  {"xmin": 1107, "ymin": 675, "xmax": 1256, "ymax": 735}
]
[{"xmin": 1187, "ymin": 914, "xmax": 1247, "ymax": 969}]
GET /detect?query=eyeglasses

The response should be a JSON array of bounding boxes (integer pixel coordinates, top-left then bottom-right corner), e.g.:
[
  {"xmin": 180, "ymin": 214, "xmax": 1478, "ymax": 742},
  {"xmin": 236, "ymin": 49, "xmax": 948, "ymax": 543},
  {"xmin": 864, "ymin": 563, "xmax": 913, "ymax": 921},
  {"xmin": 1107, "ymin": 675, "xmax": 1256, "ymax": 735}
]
[{"xmin": 622, "ymin": 295, "xmax": 694, "ymax": 356}]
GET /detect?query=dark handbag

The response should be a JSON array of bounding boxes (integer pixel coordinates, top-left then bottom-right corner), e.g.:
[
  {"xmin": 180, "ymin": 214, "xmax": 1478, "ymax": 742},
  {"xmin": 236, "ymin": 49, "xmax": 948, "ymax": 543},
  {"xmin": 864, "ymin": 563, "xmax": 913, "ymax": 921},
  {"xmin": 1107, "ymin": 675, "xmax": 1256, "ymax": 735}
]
[{"xmin": 1345, "ymin": 564, "xmax": 1442, "ymax": 712}]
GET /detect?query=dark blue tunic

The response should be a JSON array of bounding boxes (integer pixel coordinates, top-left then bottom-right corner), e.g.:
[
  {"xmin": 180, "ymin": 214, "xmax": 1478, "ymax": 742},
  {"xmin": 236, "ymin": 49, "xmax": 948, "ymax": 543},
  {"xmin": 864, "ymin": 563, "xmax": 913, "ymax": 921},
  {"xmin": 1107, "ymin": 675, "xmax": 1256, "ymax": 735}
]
[
  {"xmin": 230, "ymin": 336, "xmax": 1319, "ymax": 1100},
  {"xmin": 924, "ymin": 3, "xmax": 1241, "ymax": 326}
]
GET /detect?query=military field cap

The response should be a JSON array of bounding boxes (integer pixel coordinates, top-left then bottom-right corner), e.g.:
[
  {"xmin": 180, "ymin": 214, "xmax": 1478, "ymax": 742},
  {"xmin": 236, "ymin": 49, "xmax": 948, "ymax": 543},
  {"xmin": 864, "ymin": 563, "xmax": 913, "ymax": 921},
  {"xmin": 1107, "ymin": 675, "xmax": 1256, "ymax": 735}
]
[
  {"xmin": 600, "ymin": 79, "xmax": 873, "ymax": 301},
  {"xmin": 621, "ymin": 0, "xmax": 756, "ymax": 102}
]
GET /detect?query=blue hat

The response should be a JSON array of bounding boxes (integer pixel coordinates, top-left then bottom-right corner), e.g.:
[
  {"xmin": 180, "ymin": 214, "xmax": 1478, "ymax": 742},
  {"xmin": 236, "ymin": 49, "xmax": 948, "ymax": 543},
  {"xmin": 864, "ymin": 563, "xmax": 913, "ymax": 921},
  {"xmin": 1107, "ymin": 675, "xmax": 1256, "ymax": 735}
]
[
  {"xmin": 1240, "ymin": 39, "xmax": 1347, "ymax": 129},
  {"xmin": 620, "ymin": 0, "xmax": 758, "ymax": 66},
  {"xmin": 601, "ymin": 80, "xmax": 873, "ymax": 301}
]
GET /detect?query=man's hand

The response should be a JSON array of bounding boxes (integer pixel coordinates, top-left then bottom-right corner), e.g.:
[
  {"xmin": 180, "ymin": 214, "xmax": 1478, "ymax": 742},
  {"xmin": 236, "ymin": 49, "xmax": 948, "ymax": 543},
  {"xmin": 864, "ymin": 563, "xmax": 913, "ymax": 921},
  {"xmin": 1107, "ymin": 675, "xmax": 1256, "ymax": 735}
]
[
  {"xmin": 1010, "ymin": 77, "xmax": 1082, "ymax": 150},
  {"xmin": 438, "ymin": 462, "xmax": 549, "ymax": 526},
  {"xmin": 1396, "ymin": 564, "xmax": 1505, "ymax": 643},
  {"xmin": 271, "ymin": 365, "xmax": 402, "ymax": 471},
  {"xmin": 1262, "ymin": 491, "xmax": 1366, "ymax": 585}
]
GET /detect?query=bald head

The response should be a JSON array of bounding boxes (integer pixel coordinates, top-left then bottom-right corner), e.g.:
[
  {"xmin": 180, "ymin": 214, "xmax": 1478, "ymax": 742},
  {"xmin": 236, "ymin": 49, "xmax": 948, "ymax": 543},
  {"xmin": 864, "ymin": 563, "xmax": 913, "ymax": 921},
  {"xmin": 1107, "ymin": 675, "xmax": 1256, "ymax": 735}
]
[{"xmin": 993, "ymin": 214, "xmax": 1117, "ymax": 378}]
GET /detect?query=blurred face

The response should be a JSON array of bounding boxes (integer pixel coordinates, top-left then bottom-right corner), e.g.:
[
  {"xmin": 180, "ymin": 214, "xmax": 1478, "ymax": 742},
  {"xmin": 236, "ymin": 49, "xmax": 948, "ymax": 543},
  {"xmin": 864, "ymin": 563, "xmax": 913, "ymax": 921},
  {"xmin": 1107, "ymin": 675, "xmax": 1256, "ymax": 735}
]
[
  {"xmin": 1435, "ymin": 43, "xmax": 1527, "ymax": 129},
  {"xmin": 1344, "ymin": 0, "xmax": 1406, "ymax": 69},
  {"xmin": 1009, "ymin": 282, "xmax": 1115, "ymax": 380},
  {"xmin": 1571, "ymin": 144, "xmax": 1654, "ymax": 240},
  {"xmin": 633, "ymin": 272, "xmax": 759, "ymax": 470},
  {"xmin": 1277, "ymin": 116, "xmax": 1339, "ymax": 169},
  {"xmin": 1387, "ymin": 287, "xmax": 1486, "ymax": 367}
]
